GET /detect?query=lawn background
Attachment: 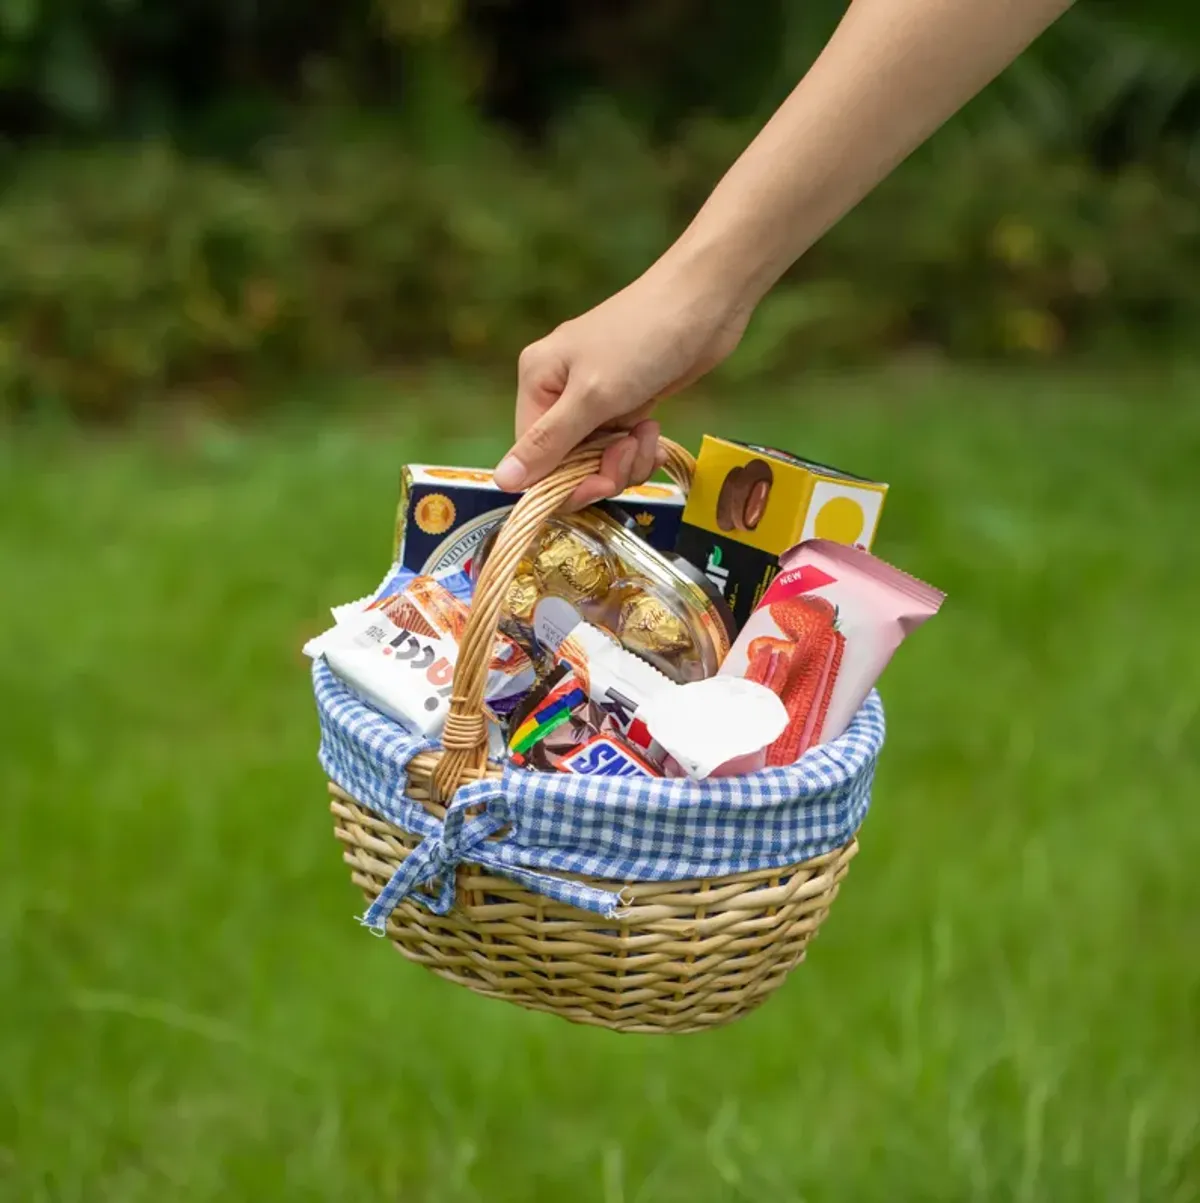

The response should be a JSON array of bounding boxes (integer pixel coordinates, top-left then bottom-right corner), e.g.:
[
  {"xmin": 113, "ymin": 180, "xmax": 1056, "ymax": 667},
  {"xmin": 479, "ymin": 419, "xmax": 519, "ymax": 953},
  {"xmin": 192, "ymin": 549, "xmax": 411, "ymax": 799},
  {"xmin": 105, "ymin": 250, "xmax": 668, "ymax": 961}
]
[{"xmin": 2, "ymin": 365, "xmax": 1197, "ymax": 1202}]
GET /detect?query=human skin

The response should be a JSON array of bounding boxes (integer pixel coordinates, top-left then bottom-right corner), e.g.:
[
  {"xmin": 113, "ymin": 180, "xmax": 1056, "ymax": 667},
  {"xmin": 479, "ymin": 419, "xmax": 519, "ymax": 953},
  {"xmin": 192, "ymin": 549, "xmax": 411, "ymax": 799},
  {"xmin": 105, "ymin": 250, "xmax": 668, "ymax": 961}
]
[{"xmin": 492, "ymin": 0, "xmax": 1077, "ymax": 506}]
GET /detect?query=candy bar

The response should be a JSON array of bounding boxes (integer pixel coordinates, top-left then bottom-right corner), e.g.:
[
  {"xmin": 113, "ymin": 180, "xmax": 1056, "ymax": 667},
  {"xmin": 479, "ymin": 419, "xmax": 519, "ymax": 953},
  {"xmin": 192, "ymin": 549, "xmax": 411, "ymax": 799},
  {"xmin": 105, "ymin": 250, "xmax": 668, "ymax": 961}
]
[
  {"xmin": 557, "ymin": 733, "xmax": 660, "ymax": 779},
  {"xmin": 505, "ymin": 657, "xmax": 666, "ymax": 774},
  {"xmin": 719, "ymin": 539, "xmax": 944, "ymax": 763},
  {"xmin": 307, "ymin": 607, "xmax": 459, "ymax": 737},
  {"xmin": 553, "ymin": 621, "xmax": 674, "ymax": 757},
  {"xmin": 507, "ymin": 667, "xmax": 591, "ymax": 760}
]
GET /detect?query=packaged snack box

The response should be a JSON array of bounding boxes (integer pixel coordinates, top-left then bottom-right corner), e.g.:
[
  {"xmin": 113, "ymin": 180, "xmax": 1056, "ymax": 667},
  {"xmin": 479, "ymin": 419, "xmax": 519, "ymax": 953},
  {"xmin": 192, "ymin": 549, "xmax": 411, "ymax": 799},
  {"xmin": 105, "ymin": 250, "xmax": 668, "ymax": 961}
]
[
  {"xmin": 718, "ymin": 539, "xmax": 943, "ymax": 763},
  {"xmin": 674, "ymin": 437, "xmax": 888, "ymax": 627},
  {"xmin": 394, "ymin": 466, "xmax": 686, "ymax": 576}
]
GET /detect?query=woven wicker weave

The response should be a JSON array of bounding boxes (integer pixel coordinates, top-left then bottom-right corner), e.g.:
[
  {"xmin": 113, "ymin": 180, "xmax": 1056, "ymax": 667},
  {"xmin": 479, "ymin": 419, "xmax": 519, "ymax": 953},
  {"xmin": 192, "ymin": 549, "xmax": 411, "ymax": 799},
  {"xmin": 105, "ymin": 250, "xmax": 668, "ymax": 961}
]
[{"xmin": 330, "ymin": 434, "xmax": 858, "ymax": 1034}]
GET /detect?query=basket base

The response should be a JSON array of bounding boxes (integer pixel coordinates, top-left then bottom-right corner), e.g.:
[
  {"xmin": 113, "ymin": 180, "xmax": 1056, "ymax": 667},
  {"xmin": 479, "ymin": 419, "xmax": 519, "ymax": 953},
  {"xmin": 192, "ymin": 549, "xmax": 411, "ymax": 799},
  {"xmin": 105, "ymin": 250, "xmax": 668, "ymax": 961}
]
[{"xmin": 331, "ymin": 785, "xmax": 856, "ymax": 1034}]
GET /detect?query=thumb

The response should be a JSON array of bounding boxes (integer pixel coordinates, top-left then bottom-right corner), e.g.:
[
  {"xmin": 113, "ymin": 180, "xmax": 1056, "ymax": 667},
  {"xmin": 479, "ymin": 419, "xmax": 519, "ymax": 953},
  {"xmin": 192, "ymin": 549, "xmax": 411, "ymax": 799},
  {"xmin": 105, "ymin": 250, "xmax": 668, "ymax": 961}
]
[{"xmin": 493, "ymin": 377, "xmax": 600, "ymax": 492}]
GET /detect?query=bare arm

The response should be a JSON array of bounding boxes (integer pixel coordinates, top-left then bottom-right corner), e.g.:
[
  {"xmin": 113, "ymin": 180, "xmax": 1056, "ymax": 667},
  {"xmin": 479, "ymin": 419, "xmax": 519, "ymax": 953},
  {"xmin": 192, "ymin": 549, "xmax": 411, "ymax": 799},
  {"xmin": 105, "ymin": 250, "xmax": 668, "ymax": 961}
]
[
  {"xmin": 668, "ymin": 0, "xmax": 1077, "ymax": 315},
  {"xmin": 495, "ymin": 0, "xmax": 1077, "ymax": 499}
]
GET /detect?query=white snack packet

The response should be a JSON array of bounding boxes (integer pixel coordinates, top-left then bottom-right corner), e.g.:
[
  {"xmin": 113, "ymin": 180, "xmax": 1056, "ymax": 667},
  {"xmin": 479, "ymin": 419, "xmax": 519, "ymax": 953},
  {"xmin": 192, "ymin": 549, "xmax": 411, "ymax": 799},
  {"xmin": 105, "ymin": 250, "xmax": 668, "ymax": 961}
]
[
  {"xmin": 637, "ymin": 677, "xmax": 788, "ymax": 780},
  {"xmin": 306, "ymin": 606, "xmax": 459, "ymax": 737}
]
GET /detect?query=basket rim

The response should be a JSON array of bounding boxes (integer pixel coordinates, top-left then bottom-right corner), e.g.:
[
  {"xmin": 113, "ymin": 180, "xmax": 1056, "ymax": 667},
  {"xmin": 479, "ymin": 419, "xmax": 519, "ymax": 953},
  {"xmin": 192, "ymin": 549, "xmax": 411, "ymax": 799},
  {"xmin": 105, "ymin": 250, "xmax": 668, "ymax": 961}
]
[
  {"xmin": 314, "ymin": 654, "xmax": 881, "ymax": 931},
  {"xmin": 314, "ymin": 655, "xmax": 885, "ymax": 806}
]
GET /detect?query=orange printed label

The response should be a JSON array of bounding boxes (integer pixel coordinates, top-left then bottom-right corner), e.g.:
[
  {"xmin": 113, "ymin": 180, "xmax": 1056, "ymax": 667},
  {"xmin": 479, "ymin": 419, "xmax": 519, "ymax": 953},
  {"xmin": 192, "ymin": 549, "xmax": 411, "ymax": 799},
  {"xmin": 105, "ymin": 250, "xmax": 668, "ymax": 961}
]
[
  {"xmin": 414, "ymin": 493, "xmax": 457, "ymax": 535},
  {"xmin": 424, "ymin": 468, "xmax": 494, "ymax": 484}
]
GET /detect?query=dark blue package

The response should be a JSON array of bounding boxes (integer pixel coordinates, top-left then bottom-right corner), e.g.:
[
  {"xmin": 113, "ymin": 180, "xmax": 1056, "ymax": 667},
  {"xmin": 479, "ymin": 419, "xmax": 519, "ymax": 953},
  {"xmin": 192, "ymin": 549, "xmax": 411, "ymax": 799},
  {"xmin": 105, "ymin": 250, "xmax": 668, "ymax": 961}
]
[{"xmin": 393, "ymin": 465, "xmax": 685, "ymax": 577}]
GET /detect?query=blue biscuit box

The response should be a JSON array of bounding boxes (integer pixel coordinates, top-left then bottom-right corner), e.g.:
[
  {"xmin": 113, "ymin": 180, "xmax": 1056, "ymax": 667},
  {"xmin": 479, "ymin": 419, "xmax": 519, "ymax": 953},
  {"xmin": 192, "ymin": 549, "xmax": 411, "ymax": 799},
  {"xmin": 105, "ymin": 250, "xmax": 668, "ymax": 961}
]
[{"xmin": 393, "ymin": 465, "xmax": 686, "ymax": 577}]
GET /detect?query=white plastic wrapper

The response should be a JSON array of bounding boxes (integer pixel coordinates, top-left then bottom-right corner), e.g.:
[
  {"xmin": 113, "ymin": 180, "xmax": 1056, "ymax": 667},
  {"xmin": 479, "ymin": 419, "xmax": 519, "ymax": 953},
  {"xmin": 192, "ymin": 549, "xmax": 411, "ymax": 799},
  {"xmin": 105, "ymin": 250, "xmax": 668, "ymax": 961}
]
[
  {"xmin": 308, "ymin": 607, "xmax": 459, "ymax": 737},
  {"xmin": 637, "ymin": 677, "xmax": 788, "ymax": 780},
  {"xmin": 305, "ymin": 572, "xmax": 533, "ymax": 740},
  {"xmin": 550, "ymin": 620, "xmax": 788, "ymax": 780}
]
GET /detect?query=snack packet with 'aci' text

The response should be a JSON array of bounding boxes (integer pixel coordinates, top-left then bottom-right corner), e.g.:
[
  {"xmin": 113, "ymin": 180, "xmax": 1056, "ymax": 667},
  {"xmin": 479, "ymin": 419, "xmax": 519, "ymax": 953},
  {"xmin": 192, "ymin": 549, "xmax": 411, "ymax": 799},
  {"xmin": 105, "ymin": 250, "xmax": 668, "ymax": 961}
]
[
  {"xmin": 718, "ymin": 539, "xmax": 944, "ymax": 765},
  {"xmin": 305, "ymin": 573, "xmax": 533, "ymax": 738}
]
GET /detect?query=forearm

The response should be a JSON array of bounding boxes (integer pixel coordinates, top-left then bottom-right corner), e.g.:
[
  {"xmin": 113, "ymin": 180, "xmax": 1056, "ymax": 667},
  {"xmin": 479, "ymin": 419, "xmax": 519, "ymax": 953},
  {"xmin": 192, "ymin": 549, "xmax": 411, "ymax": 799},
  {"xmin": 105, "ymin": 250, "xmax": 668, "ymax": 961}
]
[{"xmin": 667, "ymin": 0, "xmax": 1076, "ymax": 308}]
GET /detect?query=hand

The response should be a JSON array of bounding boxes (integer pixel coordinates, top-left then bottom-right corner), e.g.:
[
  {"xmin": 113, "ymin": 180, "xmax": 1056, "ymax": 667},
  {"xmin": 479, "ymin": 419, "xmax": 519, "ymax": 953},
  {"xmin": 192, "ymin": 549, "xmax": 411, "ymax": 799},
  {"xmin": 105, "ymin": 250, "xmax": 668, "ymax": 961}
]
[{"xmin": 492, "ymin": 253, "xmax": 753, "ymax": 508}]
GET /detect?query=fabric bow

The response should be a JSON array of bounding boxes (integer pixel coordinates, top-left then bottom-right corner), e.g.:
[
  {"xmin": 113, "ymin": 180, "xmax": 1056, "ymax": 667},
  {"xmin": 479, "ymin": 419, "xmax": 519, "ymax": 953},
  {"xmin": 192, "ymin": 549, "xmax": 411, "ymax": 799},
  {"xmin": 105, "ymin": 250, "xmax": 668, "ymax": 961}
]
[{"xmin": 359, "ymin": 774, "xmax": 626, "ymax": 933}]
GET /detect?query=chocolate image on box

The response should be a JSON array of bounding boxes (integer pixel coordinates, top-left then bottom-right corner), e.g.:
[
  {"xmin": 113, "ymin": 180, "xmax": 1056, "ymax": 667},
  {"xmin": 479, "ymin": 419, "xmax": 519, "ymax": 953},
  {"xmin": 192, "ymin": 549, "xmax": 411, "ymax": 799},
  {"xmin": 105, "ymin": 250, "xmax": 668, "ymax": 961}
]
[
  {"xmin": 739, "ymin": 459, "xmax": 773, "ymax": 530},
  {"xmin": 716, "ymin": 459, "xmax": 774, "ymax": 533},
  {"xmin": 716, "ymin": 466, "xmax": 745, "ymax": 532}
]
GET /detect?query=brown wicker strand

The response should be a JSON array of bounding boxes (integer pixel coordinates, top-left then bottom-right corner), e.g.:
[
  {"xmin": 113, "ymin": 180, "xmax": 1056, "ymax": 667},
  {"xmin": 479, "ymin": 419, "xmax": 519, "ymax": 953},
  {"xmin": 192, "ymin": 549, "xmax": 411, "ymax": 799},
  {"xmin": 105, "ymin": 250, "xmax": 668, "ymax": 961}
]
[{"xmin": 658, "ymin": 441, "xmax": 696, "ymax": 491}]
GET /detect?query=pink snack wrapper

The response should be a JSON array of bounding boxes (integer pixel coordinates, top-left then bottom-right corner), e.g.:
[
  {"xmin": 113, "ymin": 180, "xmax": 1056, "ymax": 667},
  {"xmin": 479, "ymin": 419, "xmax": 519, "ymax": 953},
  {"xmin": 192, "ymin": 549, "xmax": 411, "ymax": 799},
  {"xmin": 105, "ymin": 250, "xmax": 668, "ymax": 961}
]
[{"xmin": 718, "ymin": 539, "xmax": 944, "ymax": 764}]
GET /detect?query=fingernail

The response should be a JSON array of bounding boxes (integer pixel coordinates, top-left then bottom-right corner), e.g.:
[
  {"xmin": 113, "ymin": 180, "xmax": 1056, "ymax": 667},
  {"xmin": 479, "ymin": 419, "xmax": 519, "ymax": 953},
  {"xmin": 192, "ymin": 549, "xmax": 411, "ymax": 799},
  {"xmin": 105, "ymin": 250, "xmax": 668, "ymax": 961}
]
[{"xmin": 493, "ymin": 455, "xmax": 527, "ymax": 491}]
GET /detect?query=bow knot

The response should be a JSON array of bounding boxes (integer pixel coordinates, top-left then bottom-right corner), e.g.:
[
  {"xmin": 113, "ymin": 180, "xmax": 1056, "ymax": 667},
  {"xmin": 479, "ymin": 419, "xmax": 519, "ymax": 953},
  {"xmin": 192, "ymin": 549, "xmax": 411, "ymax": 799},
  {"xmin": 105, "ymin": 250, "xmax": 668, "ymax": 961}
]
[
  {"xmin": 358, "ymin": 769, "xmax": 626, "ymax": 931},
  {"xmin": 360, "ymin": 778, "xmax": 507, "ymax": 933}
]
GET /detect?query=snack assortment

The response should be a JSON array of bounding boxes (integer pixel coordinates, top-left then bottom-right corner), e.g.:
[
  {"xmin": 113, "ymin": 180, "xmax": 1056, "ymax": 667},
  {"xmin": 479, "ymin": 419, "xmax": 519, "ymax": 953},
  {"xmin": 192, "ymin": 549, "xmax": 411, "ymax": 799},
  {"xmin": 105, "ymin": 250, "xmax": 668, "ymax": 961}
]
[
  {"xmin": 506, "ymin": 664, "xmax": 662, "ymax": 778},
  {"xmin": 307, "ymin": 435, "xmax": 942, "ymax": 780}
]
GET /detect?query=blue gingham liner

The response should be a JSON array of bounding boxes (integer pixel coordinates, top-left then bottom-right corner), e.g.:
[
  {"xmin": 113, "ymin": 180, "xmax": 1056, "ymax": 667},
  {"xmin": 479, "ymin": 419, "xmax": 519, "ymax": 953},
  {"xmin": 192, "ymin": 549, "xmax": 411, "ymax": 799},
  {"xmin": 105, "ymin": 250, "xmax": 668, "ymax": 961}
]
[{"xmin": 314, "ymin": 658, "xmax": 885, "ymax": 930}]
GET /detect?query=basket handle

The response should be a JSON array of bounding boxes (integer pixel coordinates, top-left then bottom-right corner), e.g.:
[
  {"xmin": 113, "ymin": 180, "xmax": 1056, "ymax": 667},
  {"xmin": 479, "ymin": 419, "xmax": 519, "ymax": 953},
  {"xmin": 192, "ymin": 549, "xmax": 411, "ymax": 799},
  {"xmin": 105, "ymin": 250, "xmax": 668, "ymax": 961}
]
[{"xmin": 431, "ymin": 434, "xmax": 696, "ymax": 800}]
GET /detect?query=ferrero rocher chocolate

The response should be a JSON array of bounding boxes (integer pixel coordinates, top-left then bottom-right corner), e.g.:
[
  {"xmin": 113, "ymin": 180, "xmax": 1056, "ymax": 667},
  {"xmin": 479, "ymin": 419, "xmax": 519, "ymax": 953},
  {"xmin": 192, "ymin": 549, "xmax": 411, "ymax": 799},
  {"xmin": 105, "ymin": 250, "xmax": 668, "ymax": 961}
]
[
  {"xmin": 617, "ymin": 592, "xmax": 692, "ymax": 659},
  {"xmin": 531, "ymin": 527, "xmax": 613, "ymax": 604},
  {"xmin": 472, "ymin": 504, "xmax": 734, "ymax": 681},
  {"xmin": 504, "ymin": 566, "xmax": 539, "ymax": 623}
]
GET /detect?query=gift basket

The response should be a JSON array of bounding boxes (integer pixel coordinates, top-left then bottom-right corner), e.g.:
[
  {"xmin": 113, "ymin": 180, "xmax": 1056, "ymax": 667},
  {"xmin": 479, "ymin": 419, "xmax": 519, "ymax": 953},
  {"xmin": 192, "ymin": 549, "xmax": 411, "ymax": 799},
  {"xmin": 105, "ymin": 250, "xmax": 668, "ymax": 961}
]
[{"xmin": 308, "ymin": 433, "xmax": 943, "ymax": 1034}]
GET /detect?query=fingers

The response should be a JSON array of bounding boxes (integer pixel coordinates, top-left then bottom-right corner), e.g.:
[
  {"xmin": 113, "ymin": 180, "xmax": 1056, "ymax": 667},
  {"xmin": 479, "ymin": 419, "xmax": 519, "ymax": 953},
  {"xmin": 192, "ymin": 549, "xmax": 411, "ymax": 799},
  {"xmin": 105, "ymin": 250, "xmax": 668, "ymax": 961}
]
[
  {"xmin": 495, "ymin": 369, "xmax": 597, "ymax": 493},
  {"xmin": 628, "ymin": 419, "xmax": 660, "ymax": 487},
  {"xmin": 497, "ymin": 336, "xmax": 663, "ymax": 502},
  {"xmin": 561, "ymin": 420, "xmax": 664, "ymax": 511},
  {"xmin": 562, "ymin": 435, "xmax": 637, "ymax": 512}
]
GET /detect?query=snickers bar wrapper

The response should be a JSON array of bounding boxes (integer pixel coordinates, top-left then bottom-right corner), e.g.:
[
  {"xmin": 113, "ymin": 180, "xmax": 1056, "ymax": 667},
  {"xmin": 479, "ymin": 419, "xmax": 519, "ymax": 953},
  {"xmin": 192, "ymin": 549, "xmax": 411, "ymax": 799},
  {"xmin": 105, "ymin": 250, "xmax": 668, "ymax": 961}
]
[
  {"xmin": 674, "ymin": 436, "xmax": 888, "ymax": 627},
  {"xmin": 394, "ymin": 465, "xmax": 686, "ymax": 576}
]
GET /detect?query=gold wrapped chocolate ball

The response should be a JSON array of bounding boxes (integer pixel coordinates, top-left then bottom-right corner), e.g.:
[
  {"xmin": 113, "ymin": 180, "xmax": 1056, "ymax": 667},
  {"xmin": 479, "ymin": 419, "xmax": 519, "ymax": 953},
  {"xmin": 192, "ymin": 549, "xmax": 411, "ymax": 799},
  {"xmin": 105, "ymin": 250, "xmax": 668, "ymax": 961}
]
[
  {"xmin": 617, "ymin": 592, "xmax": 692, "ymax": 659},
  {"xmin": 504, "ymin": 563, "xmax": 540, "ymax": 624},
  {"xmin": 531, "ymin": 527, "xmax": 613, "ymax": 605}
]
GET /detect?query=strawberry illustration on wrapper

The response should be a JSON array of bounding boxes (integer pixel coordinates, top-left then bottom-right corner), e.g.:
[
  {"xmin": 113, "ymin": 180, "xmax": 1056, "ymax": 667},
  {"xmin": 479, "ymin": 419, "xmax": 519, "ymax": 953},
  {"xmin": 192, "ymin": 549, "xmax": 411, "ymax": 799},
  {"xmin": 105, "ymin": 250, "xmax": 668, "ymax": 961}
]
[{"xmin": 719, "ymin": 540, "xmax": 944, "ymax": 763}]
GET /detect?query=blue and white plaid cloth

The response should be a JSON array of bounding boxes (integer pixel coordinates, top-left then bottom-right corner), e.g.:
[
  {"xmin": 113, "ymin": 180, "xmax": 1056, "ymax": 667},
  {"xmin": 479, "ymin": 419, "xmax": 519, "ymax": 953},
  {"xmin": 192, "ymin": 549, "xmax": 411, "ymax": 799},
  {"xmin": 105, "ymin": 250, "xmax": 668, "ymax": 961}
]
[{"xmin": 314, "ymin": 659, "xmax": 885, "ymax": 931}]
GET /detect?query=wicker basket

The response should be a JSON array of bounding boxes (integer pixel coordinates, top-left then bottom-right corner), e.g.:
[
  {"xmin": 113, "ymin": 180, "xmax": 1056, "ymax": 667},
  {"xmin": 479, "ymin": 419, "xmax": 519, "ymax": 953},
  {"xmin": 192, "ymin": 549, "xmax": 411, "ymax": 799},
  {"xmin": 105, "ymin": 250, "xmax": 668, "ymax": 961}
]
[{"xmin": 329, "ymin": 434, "xmax": 861, "ymax": 1034}]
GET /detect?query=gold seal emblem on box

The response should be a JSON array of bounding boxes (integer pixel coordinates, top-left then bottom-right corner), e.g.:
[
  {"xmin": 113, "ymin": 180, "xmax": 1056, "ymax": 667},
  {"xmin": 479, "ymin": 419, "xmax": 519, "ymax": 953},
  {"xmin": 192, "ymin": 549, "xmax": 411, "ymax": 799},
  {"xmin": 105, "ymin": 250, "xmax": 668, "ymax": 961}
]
[{"xmin": 414, "ymin": 492, "xmax": 457, "ymax": 535}]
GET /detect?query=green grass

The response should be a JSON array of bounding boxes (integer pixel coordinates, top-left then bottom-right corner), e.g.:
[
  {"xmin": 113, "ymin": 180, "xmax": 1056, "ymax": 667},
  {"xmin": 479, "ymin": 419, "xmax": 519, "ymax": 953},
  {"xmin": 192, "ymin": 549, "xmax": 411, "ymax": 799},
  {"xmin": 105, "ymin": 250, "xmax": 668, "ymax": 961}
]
[{"xmin": 2, "ymin": 365, "xmax": 1198, "ymax": 1202}]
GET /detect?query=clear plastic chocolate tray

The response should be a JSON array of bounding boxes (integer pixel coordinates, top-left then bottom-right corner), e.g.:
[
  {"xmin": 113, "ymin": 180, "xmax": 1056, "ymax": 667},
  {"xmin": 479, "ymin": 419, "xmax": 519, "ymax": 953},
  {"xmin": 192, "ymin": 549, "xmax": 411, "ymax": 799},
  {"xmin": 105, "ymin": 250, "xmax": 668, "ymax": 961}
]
[{"xmin": 474, "ymin": 505, "xmax": 734, "ymax": 683}]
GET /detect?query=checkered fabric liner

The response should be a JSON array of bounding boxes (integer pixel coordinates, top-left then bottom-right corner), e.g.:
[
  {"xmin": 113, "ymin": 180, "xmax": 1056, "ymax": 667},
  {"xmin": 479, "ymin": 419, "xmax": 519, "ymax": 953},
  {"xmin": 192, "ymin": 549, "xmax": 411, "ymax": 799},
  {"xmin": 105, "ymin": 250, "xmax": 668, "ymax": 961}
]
[{"xmin": 313, "ymin": 659, "xmax": 885, "ymax": 930}]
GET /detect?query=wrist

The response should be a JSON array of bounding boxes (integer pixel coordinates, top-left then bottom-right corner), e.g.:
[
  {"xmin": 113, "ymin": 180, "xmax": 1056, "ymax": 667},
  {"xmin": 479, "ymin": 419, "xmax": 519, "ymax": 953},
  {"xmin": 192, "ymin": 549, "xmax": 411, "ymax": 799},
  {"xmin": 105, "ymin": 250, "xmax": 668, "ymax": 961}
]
[{"xmin": 659, "ymin": 219, "xmax": 779, "ymax": 326}]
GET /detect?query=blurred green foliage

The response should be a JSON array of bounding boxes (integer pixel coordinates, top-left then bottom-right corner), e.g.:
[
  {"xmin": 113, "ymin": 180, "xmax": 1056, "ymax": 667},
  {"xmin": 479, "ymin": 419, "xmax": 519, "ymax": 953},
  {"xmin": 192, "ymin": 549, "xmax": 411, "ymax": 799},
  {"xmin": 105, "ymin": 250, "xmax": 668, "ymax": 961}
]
[{"xmin": 1, "ymin": 1, "xmax": 1199, "ymax": 417}]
